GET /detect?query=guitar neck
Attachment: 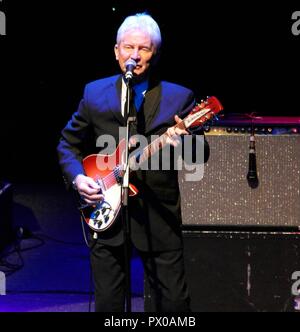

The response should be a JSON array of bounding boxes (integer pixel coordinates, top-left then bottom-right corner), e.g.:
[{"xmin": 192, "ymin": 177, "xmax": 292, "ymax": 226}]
[
  {"xmin": 129, "ymin": 118, "xmax": 188, "ymax": 167},
  {"xmin": 128, "ymin": 100, "xmax": 221, "ymax": 169}
]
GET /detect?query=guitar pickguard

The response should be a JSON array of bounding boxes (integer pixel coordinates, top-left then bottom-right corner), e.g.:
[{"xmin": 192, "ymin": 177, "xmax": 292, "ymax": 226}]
[{"xmin": 85, "ymin": 183, "xmax": 122, "ymax": 232}]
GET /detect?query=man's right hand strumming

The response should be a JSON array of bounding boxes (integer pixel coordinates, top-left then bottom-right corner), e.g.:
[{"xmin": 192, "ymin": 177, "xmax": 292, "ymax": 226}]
[{"xmin": 73, "ymin": 174, "xmax": 104, "ymax": 205}]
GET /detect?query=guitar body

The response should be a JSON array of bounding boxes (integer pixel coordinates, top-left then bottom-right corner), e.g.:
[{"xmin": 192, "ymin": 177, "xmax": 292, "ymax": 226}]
[
  {"xmin": 80, "ymin": 96, "xmax": 223, "ymax": 233},
  {"xmin": 82, "ymin": 139, "xmax": 138, "ymax": 232}
]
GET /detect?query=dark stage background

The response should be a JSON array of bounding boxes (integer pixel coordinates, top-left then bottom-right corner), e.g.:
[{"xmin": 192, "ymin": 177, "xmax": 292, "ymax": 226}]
[{"xmin": 0, "ymin": 1, "xmax": 299, "ymax": 183}]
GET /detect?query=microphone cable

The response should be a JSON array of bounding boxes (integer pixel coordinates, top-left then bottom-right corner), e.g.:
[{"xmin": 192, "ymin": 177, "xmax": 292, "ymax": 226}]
[{"xmin": 246, "ymin": 122, "xmax": 259, "ymax": 189}]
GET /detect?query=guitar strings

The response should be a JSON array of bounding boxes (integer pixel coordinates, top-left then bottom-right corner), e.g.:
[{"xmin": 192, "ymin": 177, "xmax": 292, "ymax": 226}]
[{"xmin": 97, "ymin": 119, "xmax": 187, "ymax": 189}]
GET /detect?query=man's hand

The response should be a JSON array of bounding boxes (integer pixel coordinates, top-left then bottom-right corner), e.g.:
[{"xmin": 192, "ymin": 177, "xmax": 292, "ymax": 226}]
[
  {"xmin": 74, "ymin": 174, "xmax": 104, "ymax": 205},
  {"xmin": 166, "ymin": 115, "xmax": 189, "ymax": 147}
]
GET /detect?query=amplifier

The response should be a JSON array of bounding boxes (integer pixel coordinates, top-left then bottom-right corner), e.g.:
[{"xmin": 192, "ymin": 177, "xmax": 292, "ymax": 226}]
[
  {"xmin": 179, "ymin": 116, "xmax": 300, "ymax": 227},
  {"xmin": 181, "ymin": 229, "xmax": 300, "ymax": 312}
]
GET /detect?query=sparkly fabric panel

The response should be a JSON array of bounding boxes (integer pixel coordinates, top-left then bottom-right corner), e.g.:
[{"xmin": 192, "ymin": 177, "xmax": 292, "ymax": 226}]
[{"xmin": 179, "ymin": 134, "xmax": 300, "ymax": 226}]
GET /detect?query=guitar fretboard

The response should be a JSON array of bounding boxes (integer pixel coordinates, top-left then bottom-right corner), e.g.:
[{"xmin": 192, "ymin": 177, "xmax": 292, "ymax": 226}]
[{"xmin": 129, "ymin": 118, "xmax": 187, "ymax": 167}]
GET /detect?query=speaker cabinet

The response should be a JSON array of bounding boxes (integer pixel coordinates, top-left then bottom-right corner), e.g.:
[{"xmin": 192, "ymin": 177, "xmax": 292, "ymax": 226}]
[
  {"xmin": 145, "ymin": 121, "xmax": 300, "ymax": 311},
  {"xmin": 144, "ymin": 228, "xmax": 300, "ymax": 312},
  {"xmin": 181, "ymin": 228, "xmax": 300, "ymax": 312},
  {"xmin": 179, "ymin": 128, "xmax": 300, "ymax": 227}
]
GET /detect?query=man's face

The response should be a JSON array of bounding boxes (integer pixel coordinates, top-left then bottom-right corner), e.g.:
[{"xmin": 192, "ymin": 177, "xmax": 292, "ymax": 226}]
[{"xmin": 114, "ymin": 29, "xmax": 157, "ymax": 81}]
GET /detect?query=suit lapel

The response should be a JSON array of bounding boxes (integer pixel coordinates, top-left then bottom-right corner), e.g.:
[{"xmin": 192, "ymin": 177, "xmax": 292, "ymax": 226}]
[
  {"xmin": 104, "ymin": 76, "xmax": 164, "ymax": 132},
  {"xmin": 105, "ymin": 75, "xmax": 124, "ymax": 125},
  {"xmin": 143, "ymin": 82, "xmax": 161, "ymax": 134}
]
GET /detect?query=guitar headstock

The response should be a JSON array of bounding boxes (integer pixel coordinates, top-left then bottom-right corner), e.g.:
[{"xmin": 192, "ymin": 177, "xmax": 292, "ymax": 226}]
[{"xmin": 187, "ymin": 96, "xmax": 223, "ymax": 129}]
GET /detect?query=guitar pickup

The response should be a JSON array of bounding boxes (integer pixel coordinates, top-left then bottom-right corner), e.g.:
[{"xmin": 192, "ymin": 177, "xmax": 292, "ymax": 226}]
[
  {"xmin": 113, "ymin": 167, "xmax": 123, "ymax": 184},
  {"xmin": 95, "ymin": 177, "xmax": 105, "ymax": 192}
]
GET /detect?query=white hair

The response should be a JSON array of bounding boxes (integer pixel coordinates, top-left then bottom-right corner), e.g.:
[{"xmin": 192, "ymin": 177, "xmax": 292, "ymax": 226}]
[{"xmin": 116, "ymin": 13, "xmax": 162, "ymax": 52}]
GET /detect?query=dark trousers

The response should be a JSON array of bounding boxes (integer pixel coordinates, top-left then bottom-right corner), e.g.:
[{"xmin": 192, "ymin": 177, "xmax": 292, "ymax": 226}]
[{"xmin": 90, "ymin": 242, "xmax": 190, "ymax": 312}]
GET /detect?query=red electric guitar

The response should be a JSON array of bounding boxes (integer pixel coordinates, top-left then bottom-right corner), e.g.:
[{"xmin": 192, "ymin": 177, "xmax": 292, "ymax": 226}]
[{"xmin": 80, "ymin": 96, "xmax": 223, "ymax": 232}]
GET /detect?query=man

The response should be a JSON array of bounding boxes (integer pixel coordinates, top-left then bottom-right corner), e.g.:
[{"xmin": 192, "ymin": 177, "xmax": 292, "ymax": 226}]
[{"xmin": 57, "ymin": 13, "xmax": 208, "ymax": 312}]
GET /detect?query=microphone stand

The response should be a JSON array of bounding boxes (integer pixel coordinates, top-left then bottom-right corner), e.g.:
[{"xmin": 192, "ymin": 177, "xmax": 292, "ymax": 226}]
[{"xmin": 121, "ymin": 77, "xmax": 136, "ymax": 312}]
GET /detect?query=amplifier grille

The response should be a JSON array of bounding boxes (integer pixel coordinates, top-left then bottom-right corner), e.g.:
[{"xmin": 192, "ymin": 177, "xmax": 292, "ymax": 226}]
[{"xmin": 179, "ymin": 134, "xmax": 300, "ymax": 227}]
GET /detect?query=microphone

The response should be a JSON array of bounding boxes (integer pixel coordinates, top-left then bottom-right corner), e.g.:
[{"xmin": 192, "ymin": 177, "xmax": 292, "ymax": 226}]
[
  {"xmin": 247, "ymin": 130, "xmax": 259, "ymax": 189},
  {"xmin": 124, "ymin": 59, "xmax": 137, "ymax": 81}
]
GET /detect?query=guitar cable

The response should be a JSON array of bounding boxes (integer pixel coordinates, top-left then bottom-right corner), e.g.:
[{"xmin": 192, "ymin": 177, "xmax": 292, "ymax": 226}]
[
  {"xmin": 80, "ymin": 213, "xmax": 90, "ymax": 248},
  {"xmin": 80, "ymin": 213, "xmax": 98, "ymax": 312}
]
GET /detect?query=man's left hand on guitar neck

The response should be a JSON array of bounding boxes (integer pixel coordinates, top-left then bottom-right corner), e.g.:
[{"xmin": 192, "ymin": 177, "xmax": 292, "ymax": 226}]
[{"xmin": 165, "ymin": 115, "xmax": 189, "ymax": 147}]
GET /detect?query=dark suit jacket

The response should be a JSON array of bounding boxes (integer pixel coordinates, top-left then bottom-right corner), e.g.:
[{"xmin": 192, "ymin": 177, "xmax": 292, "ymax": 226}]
[{"xmin": 57, "ymin": 74, "xmax": 208, "ymax": 251}]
